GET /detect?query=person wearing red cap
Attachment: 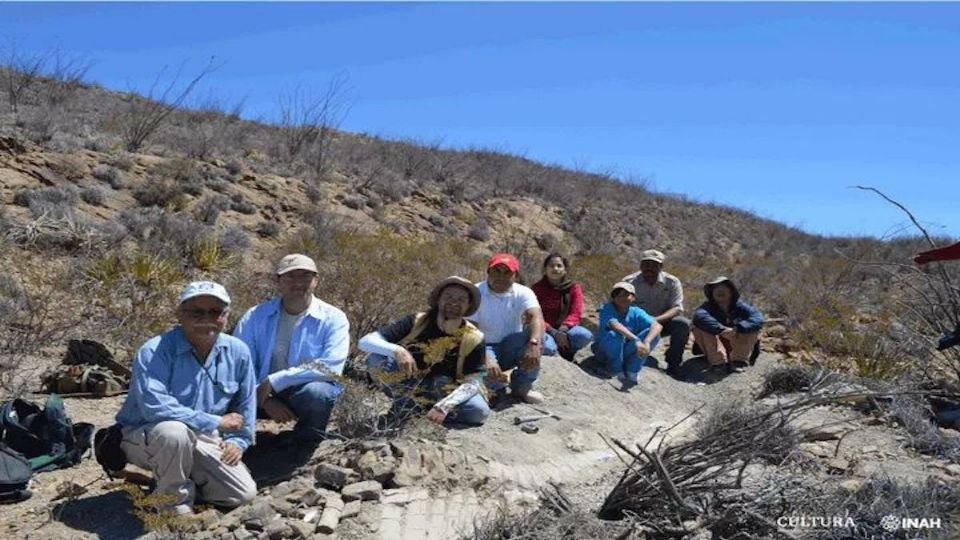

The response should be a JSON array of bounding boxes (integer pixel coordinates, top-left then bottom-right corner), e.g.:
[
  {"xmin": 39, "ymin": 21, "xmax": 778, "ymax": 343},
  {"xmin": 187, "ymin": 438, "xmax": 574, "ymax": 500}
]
[{"xmin": 468, "ymin": 253, "xmax": 547, "ymax": 404}]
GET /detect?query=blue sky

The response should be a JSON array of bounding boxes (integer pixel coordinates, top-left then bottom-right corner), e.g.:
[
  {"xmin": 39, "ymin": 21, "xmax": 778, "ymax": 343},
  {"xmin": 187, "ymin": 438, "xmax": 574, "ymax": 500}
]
[{"xmin": 2, "ymin": 2, "xmax": 957, "ymax": 239}]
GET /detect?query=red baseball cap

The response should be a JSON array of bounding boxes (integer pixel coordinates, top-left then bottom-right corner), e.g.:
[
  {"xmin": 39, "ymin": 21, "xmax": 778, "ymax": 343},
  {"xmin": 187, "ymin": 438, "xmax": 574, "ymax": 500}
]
[{"xmin": 487, "ymin": 253, "xmax": 520, "ymax": 273}]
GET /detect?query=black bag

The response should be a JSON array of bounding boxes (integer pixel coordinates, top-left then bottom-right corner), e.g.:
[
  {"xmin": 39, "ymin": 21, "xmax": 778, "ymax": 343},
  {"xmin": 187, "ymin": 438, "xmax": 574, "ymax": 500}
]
[
  {"xmin": 0, "ymin": 395, "xmax": 93, "ymax": 472},
  {"xmin": 93, "ymin": 423, "xmax": 127, "ymax": 476},
  {"xmin": 0, "ymin": 443, "xmax": 32, "ymax": 504}
]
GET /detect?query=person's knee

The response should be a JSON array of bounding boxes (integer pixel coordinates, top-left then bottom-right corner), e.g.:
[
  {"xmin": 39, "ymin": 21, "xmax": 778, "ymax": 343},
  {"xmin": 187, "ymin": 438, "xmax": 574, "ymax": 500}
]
[{"xmin": 150, "ymin": 421, "xmax": 194, "ymax": 450}]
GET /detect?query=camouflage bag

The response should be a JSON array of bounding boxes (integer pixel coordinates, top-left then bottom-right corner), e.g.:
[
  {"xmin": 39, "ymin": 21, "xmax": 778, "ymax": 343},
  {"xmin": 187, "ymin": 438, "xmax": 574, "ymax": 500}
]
[{"xmin": 41, "ymin": 364, "xmax": 127, "ymax": 398}]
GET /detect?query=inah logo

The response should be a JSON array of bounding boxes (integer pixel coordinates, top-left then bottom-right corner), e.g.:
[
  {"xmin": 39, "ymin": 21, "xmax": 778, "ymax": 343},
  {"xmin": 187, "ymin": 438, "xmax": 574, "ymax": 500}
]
[{"xmin": 880, "ymin": 515, "xmax": 900, "ymax": 532}]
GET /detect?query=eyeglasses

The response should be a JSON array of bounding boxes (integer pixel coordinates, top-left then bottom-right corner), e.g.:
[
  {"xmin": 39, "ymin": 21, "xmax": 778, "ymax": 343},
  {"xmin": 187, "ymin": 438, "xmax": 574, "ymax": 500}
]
[
  {"xmin": 279, "ymin": 272, "xmax": 317, "ymax": 281},
  {"xmin": 181, "ymin": 308, "xmax": 229, "ymax": 320}
]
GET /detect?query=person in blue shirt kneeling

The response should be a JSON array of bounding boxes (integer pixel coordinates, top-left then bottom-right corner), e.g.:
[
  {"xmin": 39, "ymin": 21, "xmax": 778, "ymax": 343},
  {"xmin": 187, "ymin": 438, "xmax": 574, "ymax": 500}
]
[{"xmin": 115, "ymin": 281, "xmax": 257, "ymax": 516}]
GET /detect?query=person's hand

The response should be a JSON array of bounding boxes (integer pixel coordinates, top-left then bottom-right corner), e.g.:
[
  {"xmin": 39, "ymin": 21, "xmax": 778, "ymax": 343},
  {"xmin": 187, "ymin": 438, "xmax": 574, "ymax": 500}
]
[
  {"xmin": 554, "ymin": 331, "xmax": 570, "ymax": 351},
  {"xmin": 720, "ymin": 328, "xmax": 737, "ymax": 339},
  {"xmin": 395, "ymin": 347, "xmax": 417, "ymax": 377},
  {"xmin": 219, "ymin": 412, "xmax": 244, "ymax": 432},
  {"xmin": 520, "ymin": 344, "xmax": 541, "ymax": 371},
  {"xmin": 256, "ymin": 380, "xmax": 272, "ymax": 407},
  {"xmin": 263, "ymin": 398, "xmax": 296, "ymax": 423},
  {"xmin": 635, "ymin": 341, "xmax": 650, "ymax": 357},
  {"xmin": 485, "ymin": 359, "xmax": 506, "ymax": 382},
  {"xmin": 426, "ymin": 407, "xmax": 447, "ymax": 424},
  {"xmin": 219, "ymin": 441, "xmax": 242, "ymax": 466}
]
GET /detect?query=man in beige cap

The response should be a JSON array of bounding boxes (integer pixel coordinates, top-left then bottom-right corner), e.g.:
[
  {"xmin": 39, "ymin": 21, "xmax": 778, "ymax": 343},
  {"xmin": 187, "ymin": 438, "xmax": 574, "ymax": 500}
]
[
  {"xmin": 622, "ymin": 249, "xmax": 690, "ymax": 378},
  {"xmin": 116, "ymin": 281, "xmax": 257, "ymax": 515},
  {"xmin": 359, "ymin": 276, "xmax": 489, "ymax": 426},
  {"xmin": 234, "ymin": 254, "xmax": 350, "ymax": 447}
]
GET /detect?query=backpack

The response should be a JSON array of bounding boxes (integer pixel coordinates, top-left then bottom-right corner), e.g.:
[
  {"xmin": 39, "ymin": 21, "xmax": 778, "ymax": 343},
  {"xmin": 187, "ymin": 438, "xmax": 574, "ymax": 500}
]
[
  {"xmin": 0, "ymin": 443, "xmax": 32, "ymax": 504},
  {"xmin": 0, "ymin": 395, "xmax": 94, "ymax": 473}
]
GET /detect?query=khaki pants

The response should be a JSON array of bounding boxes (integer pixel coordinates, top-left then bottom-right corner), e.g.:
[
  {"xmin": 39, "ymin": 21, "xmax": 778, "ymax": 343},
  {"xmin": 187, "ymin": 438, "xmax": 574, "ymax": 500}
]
[
  {"xmin": 692, "ymin": 327, "xmax": 759, "ymax": 366},
  {"xmin": 121, "ymin": 421, "xmax": 256, "ymax": 513}
]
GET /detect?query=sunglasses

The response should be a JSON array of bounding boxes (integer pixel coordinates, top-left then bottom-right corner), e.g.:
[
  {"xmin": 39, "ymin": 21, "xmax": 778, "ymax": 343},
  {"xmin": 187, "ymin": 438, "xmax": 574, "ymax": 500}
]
[{"xmin": 181, "ymin": 308, "xmax": 229, "ymax": 320}]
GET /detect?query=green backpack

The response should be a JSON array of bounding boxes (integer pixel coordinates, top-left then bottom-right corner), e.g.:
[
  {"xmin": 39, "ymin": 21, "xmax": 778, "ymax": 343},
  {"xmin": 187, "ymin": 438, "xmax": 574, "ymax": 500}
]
[{"xmin": 0, "ymin": 395, "xmax": 94, "ymax": 473}]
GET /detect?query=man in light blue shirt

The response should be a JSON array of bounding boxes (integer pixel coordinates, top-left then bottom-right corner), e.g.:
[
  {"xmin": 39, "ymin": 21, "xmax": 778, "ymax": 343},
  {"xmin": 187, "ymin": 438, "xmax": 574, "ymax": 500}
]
[
  {"xmin": 234, "ymin": 254, "xmax": 350, "ymax": 446},
  {"xmin": 116, "ymin": 281, "xmax": 257, "ymax": 515}
]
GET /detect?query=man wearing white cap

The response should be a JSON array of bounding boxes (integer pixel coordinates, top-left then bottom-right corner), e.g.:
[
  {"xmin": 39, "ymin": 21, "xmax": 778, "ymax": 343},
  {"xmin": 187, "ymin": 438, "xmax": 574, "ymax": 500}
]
[
  {"xmin": 623, "ymin": 249, "xmax": 690, "ymax": 378},
  {"xmin": 234, "ymin": 254, "xmax": 349, "ymax": 446},
  {"xmin": 115, "ymin": 281, "xmax": 257, "ymax": 515}
]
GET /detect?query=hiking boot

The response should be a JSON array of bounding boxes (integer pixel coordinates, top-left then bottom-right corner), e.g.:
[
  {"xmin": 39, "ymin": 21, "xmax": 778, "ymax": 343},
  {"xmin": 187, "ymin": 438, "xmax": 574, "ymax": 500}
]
[
  {"xmin": 729, "ymin": 361, "xmax": 749, "ymax": 374},
  {"xmin": 617, "ymin": 372, "xmax": 639, "ymax": 389},
  {"xmin": 514, "ymin": 389, "xmax": 545, "ymax": 405},
  {"xmin": 665, "ymin": 365, "xmax": 683, "ymax": 380}
]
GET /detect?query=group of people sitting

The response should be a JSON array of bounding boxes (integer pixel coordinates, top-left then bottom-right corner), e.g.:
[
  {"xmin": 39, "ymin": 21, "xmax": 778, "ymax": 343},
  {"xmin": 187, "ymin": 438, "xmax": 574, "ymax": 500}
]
[{"xmin": 112, "ymin": 249, "xmax": 764, "ymax": 514}]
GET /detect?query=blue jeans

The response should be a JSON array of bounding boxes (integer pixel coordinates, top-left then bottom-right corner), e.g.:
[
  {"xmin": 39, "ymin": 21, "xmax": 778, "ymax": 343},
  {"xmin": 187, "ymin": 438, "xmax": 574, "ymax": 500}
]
[
  {"xmin": 485, "ymin": 330, "xmax": 542, "ymax": 395},
  {"xmin": 593, "ymin": 328, "xmax": 661, "ymax": 380},
  {"xmin": 365, "ymin": 354, "xmax": 490, "ymax": 426},
  {"xmin": 542, "ymin": 325, "xmax": 593, "ymax": 359},
  {"xmin": 275, "ymin": 380, "xmax": 342, "ymax": 443}
]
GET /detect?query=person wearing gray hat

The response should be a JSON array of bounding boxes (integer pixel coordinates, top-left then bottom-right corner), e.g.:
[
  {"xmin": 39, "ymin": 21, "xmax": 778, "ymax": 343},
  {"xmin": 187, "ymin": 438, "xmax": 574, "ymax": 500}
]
[
  {"xmin": 591, "ymin": 281, "xmax": 663, "ymax": 387},
  {"xmin": 114, "ymin": 281, "xmax": 257, "ymax": 515},
  {"xmin": 358, "ymin": 276, "xmax": 490, "ymax": 426},
  {"xmin": 622, "ymin": 249, "xmax": 690, "ymax": 378},
  {"xmin": 233, "ymin": 254, "xmax": 350, "ymax": 447}
]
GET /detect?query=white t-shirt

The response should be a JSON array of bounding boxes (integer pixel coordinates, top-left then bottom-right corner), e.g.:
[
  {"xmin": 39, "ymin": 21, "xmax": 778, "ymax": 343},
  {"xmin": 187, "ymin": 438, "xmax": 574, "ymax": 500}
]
[{"xmin": 469, "ymin": 281, "xmax": 541, "ymax": 344}]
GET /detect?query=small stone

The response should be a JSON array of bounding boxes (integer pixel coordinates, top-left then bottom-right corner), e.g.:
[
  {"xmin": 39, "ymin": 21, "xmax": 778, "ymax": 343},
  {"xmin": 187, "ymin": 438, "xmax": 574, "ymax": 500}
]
[
  {"xmin": 341, "ymin": 500, "xmax": 362, "ymax": 519},
  {"xmin": 301, "ymin": 509, "xmax": 320, "ymax": 524},
  {"xmin": 270, "ymin": 500, "xmax": 298, "ymax": 518},
  {"xmin": 317, "ymin": 496, "xmax": 344, "ymax": 534},
  {"xmin": 341, "ymin": 480, "xmax": 383, "ymax": 501},
  {"xmin": 287, "ymin": 519, "xmax": 315, "ymax": 539},
  {"xmin": 233, "ymin": 529, "xmax": 256, "ymax": 540},
  {"xmin": 860, "ymin": 445, "xmax": 878, "ymax": 454},
  {"xmin": 264, "ymin": 520, "xmax": 292, "ymax": 539},
  {"xmin": 196, "ymin": 508, "xmax": 221, "ymax": 529},
  {"xmin": 826, "ymin": 458, "xmax": 850, "ymax": 472},
  {"xmin": 356, "ymin": 451, "xmax": 396, "ymax": 483},
  {"xmin": 839, "ymin": 479, "xmax": 865, "ymax": 492},
  {"xmin": 315, "ymin": 463, "xmax": 356, "ymax": 489},
  {"xmin": 244, "ymin": 519, "xmax": 265, "ymax": 532}
]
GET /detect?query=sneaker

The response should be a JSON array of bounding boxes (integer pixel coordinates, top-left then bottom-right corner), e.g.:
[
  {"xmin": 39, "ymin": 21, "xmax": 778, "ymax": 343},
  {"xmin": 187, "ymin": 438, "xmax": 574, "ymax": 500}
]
[
  {"xmin": 729, "ymin": 361, "xmax": 749, "ymax": 373},
  {"xmin": 515, "ymin": 389, "xmax": 545, "ymax": 405},
  {"xmin": 617, "ymin": 372, "xmax": 639, "ymax": 389}
]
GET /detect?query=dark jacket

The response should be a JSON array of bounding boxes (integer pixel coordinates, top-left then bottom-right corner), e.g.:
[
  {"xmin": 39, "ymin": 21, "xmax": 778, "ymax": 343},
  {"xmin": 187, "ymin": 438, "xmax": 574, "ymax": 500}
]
[{"xmin": 693, "ymin": 277, "xmax": 764, "ymax": 335}]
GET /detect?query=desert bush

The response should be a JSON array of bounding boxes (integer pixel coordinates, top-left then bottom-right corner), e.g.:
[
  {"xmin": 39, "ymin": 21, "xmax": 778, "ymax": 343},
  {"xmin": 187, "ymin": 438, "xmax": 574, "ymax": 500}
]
[
  {"xmin": 133, "ymin": 181, "xmax": 187, "ymax": 209},
  {"xmin": 886, "ymin": 394, "xmax": 960, "ymax": 460},
  {"xmin": 116, "ymin": 60, "xmax": 216, "ymax": 152},
  {"xmin": 48, "ymin": 153, "xmax": 88, "ymax": 180},
  {"xmin": 255, "ymin": 220, "xmax": 280, "ymax": 238},
  {"xmin": 80, "ymin": 186, "xmax": 106, "ymax": 206},
  {"xmin": 466, "ymin": 486, "xmax": 622, "ymax": 540},
  {"xmin": 191, "ymin": 234, "xmax": 239, "ymax": 272},
  {"xmin": 104, "ymin": 152, "xmax": 136, "ymax": 172},
  {"xmin": 225, "ymin": 158, "xmax": 243, "ymax": 176},
  {"xmin": 92, "ymin": 164, "xmax": 122, "ymax": 186},
  {"xmin": 13, "ymin": 185, "xmax": 79, "ymax": 209},
  {"xmin": 229, "ymin": 194, "xmax": 256, "ymax": 215},
  {"xmin": 193, "ymin": 193, "xmax": 231, "ymax": 224},
  {"xmin": 328, "ymin": 377, "xmax": 387, "ymax": 440},
  {"xmin": 219, "ymin": 225, "xmax": 250, "ymax": 256},
  {"xmin": 5, "ymin": 212, "xmax": 99, "ymax": 252},
  {"xmin": 147, "ymin": 157, "xmax": 205, "ymax": 195},
  {"xmin": 467, "ymin": 218, "xmax": 491, "ymax": 242}
]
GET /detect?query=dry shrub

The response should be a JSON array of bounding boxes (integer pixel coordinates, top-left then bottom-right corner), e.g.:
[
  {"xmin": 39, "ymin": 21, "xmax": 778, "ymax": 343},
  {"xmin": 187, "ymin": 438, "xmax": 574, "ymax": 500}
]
[
  {"xmin": 465, "ymin": 486, "xmax": 624, "ymax": 540},
  {"xmin": 886, "ymin": 394, "xmax": 960, "ymax": 460}
]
